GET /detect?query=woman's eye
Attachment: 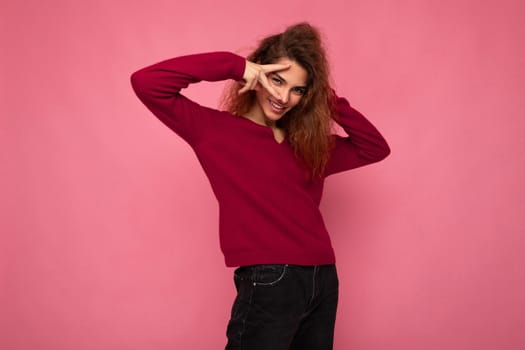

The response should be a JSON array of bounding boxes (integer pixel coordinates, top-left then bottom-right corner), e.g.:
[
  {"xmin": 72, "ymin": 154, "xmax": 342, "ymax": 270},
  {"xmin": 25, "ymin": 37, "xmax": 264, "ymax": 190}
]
[
  {"xmin": 293, "ymin": 88, "xmax": 306, "ymax": 95},
  {"xmin": 272, "ymin": 77, "xmax": 282, "ymax": 85}
]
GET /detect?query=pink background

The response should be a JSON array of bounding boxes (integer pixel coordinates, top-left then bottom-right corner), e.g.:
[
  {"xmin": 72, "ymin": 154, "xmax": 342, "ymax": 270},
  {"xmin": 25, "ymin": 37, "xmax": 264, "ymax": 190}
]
[{"xmin": 2, "ymin": 0, "xmax": 524, "ymax": 349}]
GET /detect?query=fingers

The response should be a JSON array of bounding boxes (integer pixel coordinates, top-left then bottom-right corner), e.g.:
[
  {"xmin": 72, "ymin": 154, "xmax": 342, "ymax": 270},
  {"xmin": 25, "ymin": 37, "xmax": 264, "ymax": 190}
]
[
  {"xmin": 238, "ymin": 79, "xmax": 257, "ymax": 95},
  {"xmin": 238, "ymin": 73, "xmax": 280, "ymax": 100},
  {"xmin": 259, "ymin": 63, "xmax": 290, "ymax": 99},
  {"xmin": 237, "ymin": 61, "xmax": 290, "ymax": 98},
  {"xmin": 258, "ymin": 73, "xmax": 281, "ymax": 100},
  {"xmin": 262, "ymin": 63, "xmax": 291, "ymax": 74},
  {"xmin": 237, "ymin": 81, "xmax": 251, "ymax": 95},
  {"xmin": 238, "ymin": 74, "xmax": 258, "ymax": 95}
]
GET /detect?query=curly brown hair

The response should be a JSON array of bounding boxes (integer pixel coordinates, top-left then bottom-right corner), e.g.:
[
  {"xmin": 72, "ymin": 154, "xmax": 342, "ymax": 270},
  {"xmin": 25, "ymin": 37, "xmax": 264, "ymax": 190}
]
[{"xmin": 220, "ymin": 22, "xmax": 338, "ymax": 181}]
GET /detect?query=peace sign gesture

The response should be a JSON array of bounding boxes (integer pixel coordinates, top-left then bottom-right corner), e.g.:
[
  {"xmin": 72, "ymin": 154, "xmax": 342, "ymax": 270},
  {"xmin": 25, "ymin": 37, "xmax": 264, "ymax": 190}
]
[{"xmin": 238, "ymin": 60, "xmax": 291, "ymax": 100}]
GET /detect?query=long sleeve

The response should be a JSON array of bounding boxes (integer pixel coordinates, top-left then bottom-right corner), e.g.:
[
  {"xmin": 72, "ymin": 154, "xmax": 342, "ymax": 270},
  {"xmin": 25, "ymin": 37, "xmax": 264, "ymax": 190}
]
[
  {"xmin": 324, "ymin": 94, "xmax": 391, "ymax": 177},
  {"xmin": 130, "ymin": 51, "xmax": 246, "ymax": 146}
]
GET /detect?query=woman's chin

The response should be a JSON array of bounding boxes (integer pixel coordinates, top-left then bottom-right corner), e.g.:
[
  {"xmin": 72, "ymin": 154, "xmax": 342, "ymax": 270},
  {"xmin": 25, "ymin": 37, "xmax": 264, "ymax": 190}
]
[{"xmin": 263, "ymin": 109, "xmax": 286, "ymax": 122}]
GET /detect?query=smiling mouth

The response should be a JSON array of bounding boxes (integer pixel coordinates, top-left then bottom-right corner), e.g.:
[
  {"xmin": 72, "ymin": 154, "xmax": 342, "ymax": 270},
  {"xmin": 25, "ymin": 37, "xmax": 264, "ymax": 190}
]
[{"xmin": 268, "ymin": 98, "xmax": 286, "ymax": 114}]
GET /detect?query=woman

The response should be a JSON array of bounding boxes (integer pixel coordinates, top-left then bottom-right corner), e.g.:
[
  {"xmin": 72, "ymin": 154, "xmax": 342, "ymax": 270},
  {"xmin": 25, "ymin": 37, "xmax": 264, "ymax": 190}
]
[{"xmin": 130, "ymin": 22, "xmax": 390, "ymax": 350}]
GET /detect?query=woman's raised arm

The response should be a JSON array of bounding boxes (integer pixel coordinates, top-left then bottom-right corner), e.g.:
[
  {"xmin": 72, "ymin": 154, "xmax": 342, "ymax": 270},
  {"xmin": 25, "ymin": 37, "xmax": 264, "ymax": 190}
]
[
  {"xmin": 130, "ymin": 52, "xmax": 246, "ymax": 146},
  {"xmin": 324, "ymin": 93, "xmax": 391, "ymax": 177}
]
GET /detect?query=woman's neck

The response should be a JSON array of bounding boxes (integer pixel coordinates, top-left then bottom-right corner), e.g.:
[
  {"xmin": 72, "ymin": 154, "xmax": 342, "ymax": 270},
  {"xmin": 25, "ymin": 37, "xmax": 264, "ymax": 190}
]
[{"xmin": 244, "ymin": 104, "xmax": 277, "ymax": 129}]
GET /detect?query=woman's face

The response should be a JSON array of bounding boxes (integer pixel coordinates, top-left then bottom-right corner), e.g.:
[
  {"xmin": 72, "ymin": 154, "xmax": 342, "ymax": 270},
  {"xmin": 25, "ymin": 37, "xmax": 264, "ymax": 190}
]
[{"xmin": 255, "ymin": 57, "xmax": 308, "ymax": 123}]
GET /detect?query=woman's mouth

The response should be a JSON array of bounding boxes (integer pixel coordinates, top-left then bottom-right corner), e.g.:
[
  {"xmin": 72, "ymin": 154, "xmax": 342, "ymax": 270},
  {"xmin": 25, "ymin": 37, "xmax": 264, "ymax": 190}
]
[{"xmin": 268, "ymin": 98, "xmax": 286, "ymax": 114}]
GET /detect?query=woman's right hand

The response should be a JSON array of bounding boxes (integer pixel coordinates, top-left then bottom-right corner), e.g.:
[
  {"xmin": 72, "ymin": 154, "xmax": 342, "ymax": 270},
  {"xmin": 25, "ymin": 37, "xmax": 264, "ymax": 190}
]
[{"xmin": 238, "ymin": 60, "xmax": 290, "ymax": 100}]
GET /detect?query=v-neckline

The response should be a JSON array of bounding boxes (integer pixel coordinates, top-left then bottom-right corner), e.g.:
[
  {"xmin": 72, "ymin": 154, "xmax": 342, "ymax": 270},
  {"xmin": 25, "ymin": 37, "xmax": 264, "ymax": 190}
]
[{"xmin": 238, "ymin": 115, "xmax": 288, "ymax": 145}]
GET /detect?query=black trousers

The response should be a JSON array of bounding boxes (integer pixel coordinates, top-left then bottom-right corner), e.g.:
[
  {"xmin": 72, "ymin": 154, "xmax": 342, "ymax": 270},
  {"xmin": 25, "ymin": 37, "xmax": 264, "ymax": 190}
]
[{"xmin": 225, "ymin": 263, "xmax": 339, "ymax": 350}]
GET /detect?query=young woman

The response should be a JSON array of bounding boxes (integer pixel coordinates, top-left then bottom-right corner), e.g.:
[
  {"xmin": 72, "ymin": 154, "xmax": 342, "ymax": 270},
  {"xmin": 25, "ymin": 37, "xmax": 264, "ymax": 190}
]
[{"xmin": 131, "ymin": 22, "xmax": 390, "ymax": 350}]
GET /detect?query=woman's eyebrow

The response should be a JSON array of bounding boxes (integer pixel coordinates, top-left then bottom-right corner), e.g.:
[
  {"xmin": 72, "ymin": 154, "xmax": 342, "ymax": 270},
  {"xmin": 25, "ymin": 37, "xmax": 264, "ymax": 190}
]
[{"xmin": 272, "ymin": 73, "xmax": 307, "ymax": 88}]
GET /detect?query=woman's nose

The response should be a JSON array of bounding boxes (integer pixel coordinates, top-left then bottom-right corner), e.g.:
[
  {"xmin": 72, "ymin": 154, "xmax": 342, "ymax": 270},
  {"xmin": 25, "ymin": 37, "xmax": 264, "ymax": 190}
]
[{"xmin": 277, "ymin": 90, "xmax": 289, "ymax": 104}]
